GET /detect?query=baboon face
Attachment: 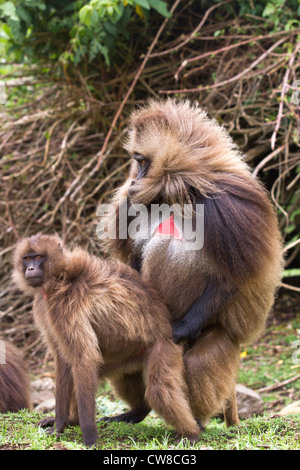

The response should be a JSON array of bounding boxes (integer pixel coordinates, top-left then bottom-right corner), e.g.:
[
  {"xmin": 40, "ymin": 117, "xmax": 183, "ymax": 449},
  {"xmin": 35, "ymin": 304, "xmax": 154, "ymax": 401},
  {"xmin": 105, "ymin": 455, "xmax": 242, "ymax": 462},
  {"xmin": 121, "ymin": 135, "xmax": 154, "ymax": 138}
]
[
  {"xmin": 124, "ymin": 103, "xmax": 184, "ymax": 205},
  {"xmin": 127, "ymin": 153, "xmax": 150, "ymax": 199},
  {"xmin": 23, "ymin": 252, "xmax": 46, "ymax": 287},
  {"xmin": 14, "ymin": 233, "xmax": 64, "ymax": 291},
  {"xmin": 123, "ymin": 99, "xmax": 225, "ymax": 206}
]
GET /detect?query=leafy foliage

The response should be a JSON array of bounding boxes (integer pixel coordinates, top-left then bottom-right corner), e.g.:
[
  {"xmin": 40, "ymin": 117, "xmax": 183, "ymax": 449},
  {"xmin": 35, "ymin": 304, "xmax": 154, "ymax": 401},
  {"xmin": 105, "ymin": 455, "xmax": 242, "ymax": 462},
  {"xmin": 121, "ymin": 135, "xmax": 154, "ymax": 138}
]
[
  {"xmin": 1, "ymin": 0, "xmax": 300, "ymax": 67},
  {"xmin": 0, "ymin": 0, "xmax": 170, "ymax": 66}
]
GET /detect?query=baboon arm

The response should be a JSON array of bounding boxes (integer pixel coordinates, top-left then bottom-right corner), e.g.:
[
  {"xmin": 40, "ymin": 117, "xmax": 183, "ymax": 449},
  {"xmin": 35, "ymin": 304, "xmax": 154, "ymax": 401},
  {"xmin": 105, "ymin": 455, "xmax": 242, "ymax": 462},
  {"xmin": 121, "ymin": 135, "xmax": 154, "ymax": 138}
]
[{"xmin": 172, "ymin": 281, "xmax": 235, "ymax": 343}]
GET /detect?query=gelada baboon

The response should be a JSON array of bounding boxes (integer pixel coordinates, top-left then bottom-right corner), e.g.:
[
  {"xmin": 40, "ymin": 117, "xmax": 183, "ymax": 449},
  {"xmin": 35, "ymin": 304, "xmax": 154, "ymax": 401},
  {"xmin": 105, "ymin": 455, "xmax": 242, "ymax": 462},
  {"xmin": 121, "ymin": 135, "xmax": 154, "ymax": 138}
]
[
  {"xmin": 101, "ymin": 99, "xmax": 284, "ymax": 427},
  {"xmin": 13, "ymin": 233, "xmax": 201, "ymax": 447},
  {"xmin": 0, "ymin": 340, "xmax": 32, "ymax": 413}
]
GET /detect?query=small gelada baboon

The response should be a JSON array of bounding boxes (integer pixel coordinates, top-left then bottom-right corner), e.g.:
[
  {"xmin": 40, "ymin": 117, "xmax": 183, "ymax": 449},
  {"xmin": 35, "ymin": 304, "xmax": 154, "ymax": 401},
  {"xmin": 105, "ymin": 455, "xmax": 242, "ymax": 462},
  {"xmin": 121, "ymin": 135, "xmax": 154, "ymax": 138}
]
[
  {"xmin": 101, "ymin": 99, "xmax": 284, "ymax": 427},
  {"xmin": 13, "ymin": 233, "xmax": 201, "ymax": 447},
  {"xmin": 0, "ymin": 340, "xmax": 32, "ymax": 413}
]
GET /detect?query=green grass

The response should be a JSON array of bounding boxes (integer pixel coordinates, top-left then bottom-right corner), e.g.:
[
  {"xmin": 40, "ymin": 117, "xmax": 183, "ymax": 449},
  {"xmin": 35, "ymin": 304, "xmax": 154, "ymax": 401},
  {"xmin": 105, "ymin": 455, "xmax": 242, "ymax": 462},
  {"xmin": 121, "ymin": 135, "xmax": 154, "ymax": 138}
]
[
  {"xmin": 238, "ymin": 317, "xmax": 300, "ymax": 410},
  {"xmin": 1, "ymin": 316, "xmax": 299, "ymax": 450},
  {"xmin": 0, "ymin": 408, "xmax": 299, "ymax": 450}
]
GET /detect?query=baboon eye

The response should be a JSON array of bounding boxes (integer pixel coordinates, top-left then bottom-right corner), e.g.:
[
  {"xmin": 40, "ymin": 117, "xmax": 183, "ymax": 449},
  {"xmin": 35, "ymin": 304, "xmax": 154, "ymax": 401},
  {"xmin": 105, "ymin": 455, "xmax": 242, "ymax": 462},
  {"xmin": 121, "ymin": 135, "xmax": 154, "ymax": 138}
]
[
  {"xmin": 35, "ymin": 255, "xmax": 42, "ymax": 260},
  {"xmin": 133, "ymin": 153, "xmax": 145, "ymax": 163},
  {"xmin": 24, "ymin": 257, "xmax": 31, "ymax": 261},
  {"xmin": 133, "ymin": 153, "xmax": 150, "ymax": 180}
]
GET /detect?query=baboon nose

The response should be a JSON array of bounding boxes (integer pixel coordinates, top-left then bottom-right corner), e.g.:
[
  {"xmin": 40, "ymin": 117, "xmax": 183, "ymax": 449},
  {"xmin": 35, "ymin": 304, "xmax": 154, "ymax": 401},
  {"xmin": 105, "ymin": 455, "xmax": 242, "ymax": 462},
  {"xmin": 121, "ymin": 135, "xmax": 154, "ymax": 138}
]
[{"xmin": 128, "ymin": 182, "xmax": 137, "ymax": 199}]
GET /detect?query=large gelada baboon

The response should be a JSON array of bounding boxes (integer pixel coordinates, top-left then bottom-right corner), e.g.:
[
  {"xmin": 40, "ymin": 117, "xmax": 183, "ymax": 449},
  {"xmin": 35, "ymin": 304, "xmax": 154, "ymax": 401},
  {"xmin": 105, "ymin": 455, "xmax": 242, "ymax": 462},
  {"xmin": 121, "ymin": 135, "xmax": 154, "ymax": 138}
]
[
  {"xmin": 101, "ymin": 99, "xmax": 284, "ymax": 427},
  {"xmin": 13, "ymin": 233, "xmax": 202, "ymax": 447}
]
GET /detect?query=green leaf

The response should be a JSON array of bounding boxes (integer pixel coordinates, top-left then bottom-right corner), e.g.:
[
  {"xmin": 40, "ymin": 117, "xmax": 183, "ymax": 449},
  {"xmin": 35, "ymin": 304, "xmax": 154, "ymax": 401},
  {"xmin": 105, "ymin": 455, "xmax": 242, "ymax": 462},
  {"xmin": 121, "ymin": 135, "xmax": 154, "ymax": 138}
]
[
  {"xmin": 1, "ymin": 22, "xmax": 13, "ymax": 38},
  {"xmin": 262, "ymin": 4, "xmax": 276, "ymax": 17},
  {"xmin": 148, "ymin": 0, "xmax": 171, "ymax": 17},
  {"xmin": 15, "ymin": 5, "xmax": 31, "ymax": 25},
  {"xmin": 79, "ymin": 5, "xmax": 93, "ymax": 27},
  {"xmin": 107, "ymin": 5, "xmax": 114, "ymax": 16},
  {"xmin": 282, "ymin": 269, "xmax": 300, "ymax": 278},
  {"xmin": 283, "ymin": 223, "xmax": 296, "ymax": 234},
  {"xmin": 134, "ymin": 0, "xmax": 150, "ymax": 10},
  {"xmin": 22, "ymin": 0, "xmax": 46, "ymax": 10},
  {"xmin": 291, "ymin": 208, "xmax": 300, "ymax": 221},
  {"xmin": 0, "ymin": 1, "xmax": 18, "ymax": 21}
]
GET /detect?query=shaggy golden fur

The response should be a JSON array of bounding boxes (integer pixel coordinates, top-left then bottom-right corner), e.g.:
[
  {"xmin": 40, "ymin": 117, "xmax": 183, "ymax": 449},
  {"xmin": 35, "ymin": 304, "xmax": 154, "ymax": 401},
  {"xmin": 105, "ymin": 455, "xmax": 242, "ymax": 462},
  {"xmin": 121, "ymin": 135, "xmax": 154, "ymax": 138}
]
[
  {"xmin": 102, "ymin": 99, "xmax": 284, "ymax": 428},
  {"xmin": 0, "ymin": 341, "xmax": 32, "ymax": 413},
  {"xmin": 13, "ymin": 233, "xmax": 200, "ymax": 447}
]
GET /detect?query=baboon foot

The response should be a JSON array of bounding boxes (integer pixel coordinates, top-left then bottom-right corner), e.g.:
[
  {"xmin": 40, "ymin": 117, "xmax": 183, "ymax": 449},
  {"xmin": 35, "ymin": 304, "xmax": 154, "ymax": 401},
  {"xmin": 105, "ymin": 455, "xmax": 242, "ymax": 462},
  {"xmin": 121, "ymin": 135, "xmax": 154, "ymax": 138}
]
[
  {"xmin": 38, "ymin": 416, "xmax": 55, "ymax": 428},
  {"xmin": 99, "ymin": 408, "xmax": 149, "ymax": 424},
  {"xmin": 45, "ymin": 426, "xmax": 57, "ymax": 436},
  {"xmin": 196, "ymin": 418, "xmax": 205, "ymax": 432}
]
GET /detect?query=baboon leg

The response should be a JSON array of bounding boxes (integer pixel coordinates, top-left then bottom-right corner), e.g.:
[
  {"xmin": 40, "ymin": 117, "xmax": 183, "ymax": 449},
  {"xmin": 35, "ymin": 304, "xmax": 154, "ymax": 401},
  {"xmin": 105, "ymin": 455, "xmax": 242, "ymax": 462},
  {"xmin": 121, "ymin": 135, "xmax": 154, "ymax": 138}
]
[
  {"xmin": 54, "ymin": 358, "xmax": 74, "ymax": 434},
  {"xmin": 39, "ymin": 354, "xmax": 74, "ymax": 432},
  {"xmin": 74, "ymin": 365, "xmax": 98, "ymax": 447},
  {"xmin": 69, "ymin": 390, "xmax": 79, "ymax": 426},
  {"xmin": 223, "ymin": 388, "xmax": 240, "ymax": 427},
  {"xmin": 184, "ymin": 326, "xmax": 240, "ymax": 426},
  {"xmin": 101, "ymin": 372, "xmax": 150, "ymax": 423},
  {"xmin": 145, "ymin": 339, "xmax": 199, "ymax": 443}
]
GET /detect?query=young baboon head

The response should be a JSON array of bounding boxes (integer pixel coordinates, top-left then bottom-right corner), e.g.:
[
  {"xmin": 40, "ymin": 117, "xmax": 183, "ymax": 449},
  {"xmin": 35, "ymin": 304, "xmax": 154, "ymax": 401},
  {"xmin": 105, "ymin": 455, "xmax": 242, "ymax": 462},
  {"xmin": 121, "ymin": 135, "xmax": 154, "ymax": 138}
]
[
  {"xmin": 124, "ymin": 99, "xmax": 250, "ymax": 205},
  {"xmin": 13, "ymin": 233, "xmax": 64, "ymax": 294}
]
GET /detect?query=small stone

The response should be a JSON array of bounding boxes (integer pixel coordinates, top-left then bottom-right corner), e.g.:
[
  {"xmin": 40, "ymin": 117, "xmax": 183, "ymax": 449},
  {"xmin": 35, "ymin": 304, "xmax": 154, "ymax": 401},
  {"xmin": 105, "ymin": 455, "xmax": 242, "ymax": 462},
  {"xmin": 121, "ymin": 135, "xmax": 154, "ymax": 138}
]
[
  {"xmin": 31, "ymin": 377, "xmax": 55, "ymax": 392},
  {"xmin": 35, "ymin": 398, "xmax": 55, "ymax": 413},
  {"xmin": 31, "ymin": 390, "xmax": 54, "ymax": 407},
  {"xmin": 236, "ymin": 383, "xmax": 264, "ymax": 418}
]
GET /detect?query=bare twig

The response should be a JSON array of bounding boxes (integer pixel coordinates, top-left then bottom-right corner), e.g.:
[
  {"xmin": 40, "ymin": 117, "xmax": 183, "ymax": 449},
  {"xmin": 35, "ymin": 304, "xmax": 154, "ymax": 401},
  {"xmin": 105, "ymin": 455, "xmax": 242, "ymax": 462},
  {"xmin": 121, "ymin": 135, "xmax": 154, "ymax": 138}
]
[
  {"xmin": 149, "ymin": 0, "xmax": 233, "ymax": 59},
  {"xmin": 175, "ymin": 29, "xmax": 294, "ymax": 81},
  {"xmin": 93, "ymin": 0, "xmax": 182, "ymax": 172},
  {"xmin": 159, "ymin": 37, "xmax": 286, "ymax": 94},
  {"xmin": 271, "ymin": 42, "xmax": 300, "ymax": 150},
  {"xmin": 253, "ymin": 144, "xmax": 285, "ymax": 177},
  {"xmin": 258, "ymin": 374, "xmax": 300, "ymax": 393},
  {"xmin": 280, "ymin": 283, "xmax": 300, "ymax": 293}
]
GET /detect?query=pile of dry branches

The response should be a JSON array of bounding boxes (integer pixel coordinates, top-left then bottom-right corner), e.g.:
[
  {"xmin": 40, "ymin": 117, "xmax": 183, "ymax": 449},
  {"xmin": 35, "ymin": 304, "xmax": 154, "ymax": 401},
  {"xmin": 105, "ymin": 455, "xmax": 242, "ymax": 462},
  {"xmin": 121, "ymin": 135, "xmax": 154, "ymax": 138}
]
[{"xmin": 0, "ymin": 2, "xmax": 299, "ymax": 362}]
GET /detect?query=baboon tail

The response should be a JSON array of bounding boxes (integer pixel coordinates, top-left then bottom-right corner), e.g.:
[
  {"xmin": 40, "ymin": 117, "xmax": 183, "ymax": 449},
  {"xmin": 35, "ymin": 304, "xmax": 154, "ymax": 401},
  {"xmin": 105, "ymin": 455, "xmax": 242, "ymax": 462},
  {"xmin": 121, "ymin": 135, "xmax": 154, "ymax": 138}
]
[{"xmin": 144, "ymin": 338, "xmax": 199, "ymax": 441}]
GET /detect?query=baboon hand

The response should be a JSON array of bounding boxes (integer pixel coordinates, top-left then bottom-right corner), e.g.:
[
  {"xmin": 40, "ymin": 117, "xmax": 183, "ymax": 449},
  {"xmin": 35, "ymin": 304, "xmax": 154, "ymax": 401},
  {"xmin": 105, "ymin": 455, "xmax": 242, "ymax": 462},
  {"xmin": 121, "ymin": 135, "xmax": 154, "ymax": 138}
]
[
  {"xmin": 38, "ymin": 416, "xmax": 55, "ymax": 428},
  {"xmin": 172, "ymin": 320, "xmax": 199, "ymax": 344}
]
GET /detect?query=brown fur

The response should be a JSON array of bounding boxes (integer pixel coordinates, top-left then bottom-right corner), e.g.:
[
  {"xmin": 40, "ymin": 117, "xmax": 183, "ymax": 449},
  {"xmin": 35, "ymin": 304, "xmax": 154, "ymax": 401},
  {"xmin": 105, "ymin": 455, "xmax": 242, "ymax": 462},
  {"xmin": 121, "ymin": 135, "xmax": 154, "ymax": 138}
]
[
  {"xmin": 0, "ymin": 341, "xmax": 32, "ymax": 413},
  {"xmin": 13, "ymin": 233, "xmax": 200, "ymax": 447},
  {"xmin": 102, "ymin": 99, "xmax": 284, "ymax": 428}
]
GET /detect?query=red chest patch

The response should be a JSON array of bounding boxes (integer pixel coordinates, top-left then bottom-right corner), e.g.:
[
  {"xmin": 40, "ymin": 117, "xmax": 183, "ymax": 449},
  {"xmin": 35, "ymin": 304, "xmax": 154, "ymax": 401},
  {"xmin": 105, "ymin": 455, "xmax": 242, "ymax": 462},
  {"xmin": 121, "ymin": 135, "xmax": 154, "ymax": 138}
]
[
  {"xmin": 154, "ymin": 214, "xmax": 182, "ymax": 240},
  {"xmin": 41, "ymin": 290, "xmax": 47, "ymax": 300}
]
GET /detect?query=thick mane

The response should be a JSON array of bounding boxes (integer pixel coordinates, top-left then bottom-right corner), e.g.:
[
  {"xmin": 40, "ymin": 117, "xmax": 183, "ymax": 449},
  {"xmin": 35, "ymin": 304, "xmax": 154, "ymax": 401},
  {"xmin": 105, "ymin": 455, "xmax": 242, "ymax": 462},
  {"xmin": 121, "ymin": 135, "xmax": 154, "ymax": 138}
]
[{"xmin": 123, "ymin": 99, "xmax": 253, "ymax": 204}]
